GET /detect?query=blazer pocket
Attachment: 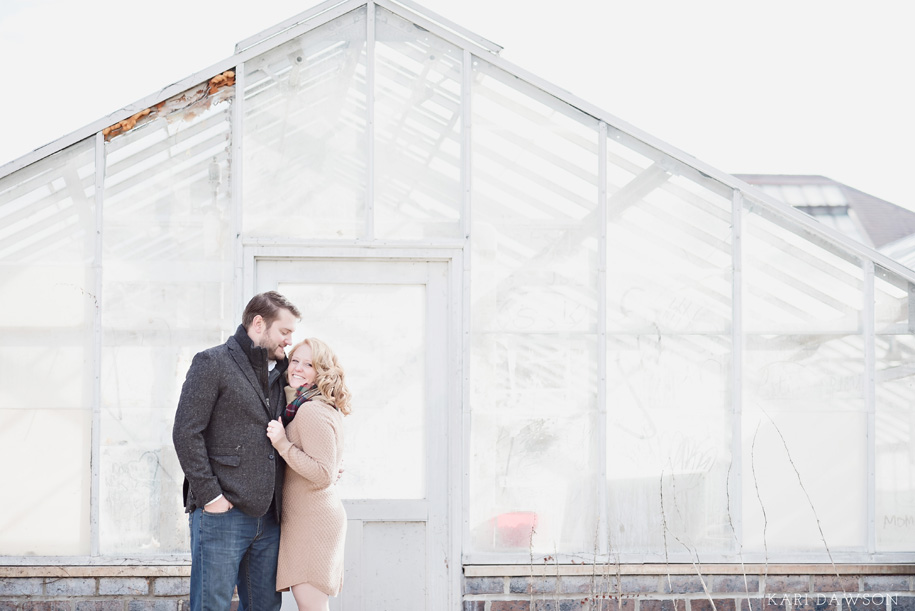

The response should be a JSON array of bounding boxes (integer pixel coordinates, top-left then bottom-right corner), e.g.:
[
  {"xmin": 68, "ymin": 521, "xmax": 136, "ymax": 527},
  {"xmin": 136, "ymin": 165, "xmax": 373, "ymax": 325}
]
[{"xmin": 212, "ymin": 454, "xmax": 241, "ymax": 467}]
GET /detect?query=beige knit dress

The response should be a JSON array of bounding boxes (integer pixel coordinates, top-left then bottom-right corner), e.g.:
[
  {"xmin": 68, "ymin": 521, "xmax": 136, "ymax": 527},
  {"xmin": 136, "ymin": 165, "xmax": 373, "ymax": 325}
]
[{"xmin": 274, "ymin": 391, "xmax": 346, "ymax": 596}]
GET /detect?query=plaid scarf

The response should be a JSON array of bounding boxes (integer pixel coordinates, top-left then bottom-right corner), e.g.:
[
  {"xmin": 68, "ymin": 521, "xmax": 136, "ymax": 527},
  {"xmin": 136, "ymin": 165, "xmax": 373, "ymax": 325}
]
[{"xmin": 283, "ymin": 384, "xmax": 322, "ymax": 424}]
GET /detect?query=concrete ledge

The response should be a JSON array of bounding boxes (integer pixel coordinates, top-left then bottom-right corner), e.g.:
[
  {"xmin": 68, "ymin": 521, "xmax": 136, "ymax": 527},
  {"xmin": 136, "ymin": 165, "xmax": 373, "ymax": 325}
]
[
  {"xmin": 5, "ymin": 563, "xmax": 912, "ymax": 579},
  {"xmin": 0, "ymin": 566, "xmax": 191, "ymax": 579},
  {"xmin": 464, "ymin": 564, "xmax": 915, "ymax": 577}
]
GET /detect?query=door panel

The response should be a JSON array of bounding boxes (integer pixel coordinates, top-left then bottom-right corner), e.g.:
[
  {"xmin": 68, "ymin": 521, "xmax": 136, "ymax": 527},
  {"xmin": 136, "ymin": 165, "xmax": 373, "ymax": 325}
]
[
  {"xmin": 362, "ymin": 521, "xmax": 427, "ymax": 608},
  {"xmin": 256, "ymin": 257, "xmax": 451, "ymax": 611},
  {"xmin": 275, "ymin": 280, "xmax": 427, "ymax": 499}
]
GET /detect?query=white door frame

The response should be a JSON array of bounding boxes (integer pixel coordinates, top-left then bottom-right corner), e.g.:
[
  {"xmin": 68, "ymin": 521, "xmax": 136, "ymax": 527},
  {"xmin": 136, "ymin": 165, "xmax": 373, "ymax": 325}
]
[{"xmin": 242, "ymin": 244, "xmax": 464, "ymax": 610}]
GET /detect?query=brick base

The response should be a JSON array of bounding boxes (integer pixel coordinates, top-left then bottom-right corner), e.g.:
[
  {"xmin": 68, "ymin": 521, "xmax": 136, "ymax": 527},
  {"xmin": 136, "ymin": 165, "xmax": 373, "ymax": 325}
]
[
  {"xmin": 464, "ymin": 567, "xmax": 915, "ymax": 611},
  {"xmin": 0, "ymin": 570, "xmax": 193, "ymax": 610}
]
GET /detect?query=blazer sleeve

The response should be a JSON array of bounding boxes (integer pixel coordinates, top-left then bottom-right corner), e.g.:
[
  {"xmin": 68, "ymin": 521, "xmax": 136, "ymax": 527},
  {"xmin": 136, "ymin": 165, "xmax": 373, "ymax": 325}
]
[
  {"xmin": 274, "ymin": 403, "xmax": 339, "ymax": 489},
  {"xmin": 172, "ymin": 350, "xmax": 223, "ymax": 506}
]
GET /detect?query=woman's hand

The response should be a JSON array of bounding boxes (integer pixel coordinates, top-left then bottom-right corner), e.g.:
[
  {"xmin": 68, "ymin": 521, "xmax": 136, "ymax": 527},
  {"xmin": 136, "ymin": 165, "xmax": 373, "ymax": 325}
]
[{"xmin": 266, "ymin": 418, "xmax": 287, "ymax": 447}]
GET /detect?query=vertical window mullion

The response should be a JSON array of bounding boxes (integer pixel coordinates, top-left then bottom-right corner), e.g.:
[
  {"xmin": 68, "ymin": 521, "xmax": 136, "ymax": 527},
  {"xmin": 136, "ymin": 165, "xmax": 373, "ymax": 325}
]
[
  {"xmin": 232, "ymin": 63, "xmax": 246, "ymax": 313},
  {"xmin": 731, "ymin": 189, "xmax": 744, "ymax": 558},
  {"xmin": 461, "ymin": 50, "xmax": 472, "ymax": 242},
  {"xmin": 864, "ymin": 260, "xmax": 876, "ymax": 553},
  {"xmin": 365, "ymin": 1, "xmax": 376, "ymax": 241},
  {"xmin": 460, "ymin": 47, "xmax": 473, "ymax": 565},
  {"xmin": 597, "ymin": 121, "xmax": 608, "ymax": 558},
  {"xmin": 90, "ymin": 131, "xmax": 105, "ymax": 557}
]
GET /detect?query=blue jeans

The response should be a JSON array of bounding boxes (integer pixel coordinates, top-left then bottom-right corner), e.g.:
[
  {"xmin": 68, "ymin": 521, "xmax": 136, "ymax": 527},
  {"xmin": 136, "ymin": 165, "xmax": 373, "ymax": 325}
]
[{"xmin": 189, "ymin": 507, "xmax": 282, "ymax": 611}]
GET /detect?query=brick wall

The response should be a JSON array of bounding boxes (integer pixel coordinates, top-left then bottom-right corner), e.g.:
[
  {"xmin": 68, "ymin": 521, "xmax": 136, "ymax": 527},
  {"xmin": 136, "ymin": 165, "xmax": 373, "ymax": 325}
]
[
  {"xmin": 3, "ymin": 564, "xmax": 913, "ymax": 609},
  {"xmin": 0, "ymin": 568, "xmax": 192, "ymax": 610},
  {"xmin": 463, "ymin": 566, "xmax": 915, "ymax": 611}
]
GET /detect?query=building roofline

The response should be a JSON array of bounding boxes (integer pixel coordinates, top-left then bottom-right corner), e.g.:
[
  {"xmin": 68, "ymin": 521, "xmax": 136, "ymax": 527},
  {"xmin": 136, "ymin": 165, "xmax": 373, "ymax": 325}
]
[{"xmin": 2, "ymin": 0, "xmax": 914, "ymax": 283}]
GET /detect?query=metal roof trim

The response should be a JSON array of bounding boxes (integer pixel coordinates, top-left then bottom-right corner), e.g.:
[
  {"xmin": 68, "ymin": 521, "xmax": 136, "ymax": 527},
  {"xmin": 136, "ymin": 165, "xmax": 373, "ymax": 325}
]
[{"xmin": 234, "ymin": 0, "xmax": 361, "ymax": 53}]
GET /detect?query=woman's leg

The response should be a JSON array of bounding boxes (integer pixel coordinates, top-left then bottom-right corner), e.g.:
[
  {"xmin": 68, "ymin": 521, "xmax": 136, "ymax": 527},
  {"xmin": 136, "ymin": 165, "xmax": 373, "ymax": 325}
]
[{"xmin": 291, "ymin": 583, "xmax": 329, "ymax": 611}]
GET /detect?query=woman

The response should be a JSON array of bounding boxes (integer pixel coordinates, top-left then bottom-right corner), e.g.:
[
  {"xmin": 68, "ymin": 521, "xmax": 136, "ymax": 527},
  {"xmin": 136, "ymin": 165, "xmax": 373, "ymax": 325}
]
[{"xmin": 266, "ymin": 338, "xmax": 352, "ymax": 611}]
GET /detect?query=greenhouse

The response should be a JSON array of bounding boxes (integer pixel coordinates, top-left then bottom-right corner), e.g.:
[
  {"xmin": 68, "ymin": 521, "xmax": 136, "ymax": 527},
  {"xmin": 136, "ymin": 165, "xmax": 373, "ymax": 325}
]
[{"xmin": 1, "ymin": 0, "xmax": 913, "ymax": 608}]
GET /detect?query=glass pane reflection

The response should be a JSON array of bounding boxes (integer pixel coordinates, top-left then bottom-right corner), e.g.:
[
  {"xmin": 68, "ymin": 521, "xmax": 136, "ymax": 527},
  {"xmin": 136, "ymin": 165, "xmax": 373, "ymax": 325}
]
[
  {"xmin": 0, "ymin": 140, "xmax": 95, "ymax": 556},
  {"xmin": 243, "ymin": 9, "xmax": 368, "ymax": 239},
  {"xmin": 374, "ymin": 7, "xmax": 462, "ymax": 239},
  {"xmin": 0, "ymin": 409, "xmax": 90, "ymax": 555},
  {"xmin": 875, "ymin": 273, "xmax": 915, "ymax": 550},
  {"xmin": 741, "ymin": 207, "xmax": 866, "ymax": 552}
]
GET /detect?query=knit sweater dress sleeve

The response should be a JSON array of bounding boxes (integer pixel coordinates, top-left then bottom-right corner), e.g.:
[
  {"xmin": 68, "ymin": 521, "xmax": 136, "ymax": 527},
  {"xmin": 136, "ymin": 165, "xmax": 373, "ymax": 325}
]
[{"xmin": 274, "ymin": 402, "xmax": 339, "ymax": 488}]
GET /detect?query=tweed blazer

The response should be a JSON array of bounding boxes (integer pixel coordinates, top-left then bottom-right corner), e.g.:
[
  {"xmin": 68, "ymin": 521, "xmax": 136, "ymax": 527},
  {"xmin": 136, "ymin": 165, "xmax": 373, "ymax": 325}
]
[{"xmin": 173, "ymin": 326, "xmax": 288, "ymax": 518}]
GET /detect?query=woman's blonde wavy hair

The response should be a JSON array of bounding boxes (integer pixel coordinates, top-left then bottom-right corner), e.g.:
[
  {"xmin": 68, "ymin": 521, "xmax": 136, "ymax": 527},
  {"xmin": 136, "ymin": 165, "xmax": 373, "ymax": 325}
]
[{"xmin": 288, "ymin": 338, "xmax": 352, "ymax": 415}]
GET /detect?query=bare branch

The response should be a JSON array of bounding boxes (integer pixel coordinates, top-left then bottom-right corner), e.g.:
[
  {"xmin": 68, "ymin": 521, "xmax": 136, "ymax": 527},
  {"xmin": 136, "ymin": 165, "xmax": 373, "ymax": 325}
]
[
  {"xmin": 750, "ymin": 422, "xmax": 769, "ymax": 598},
  {"xmin": 761, "ymin": 409, "xmax": 844, "ymax": 589}
]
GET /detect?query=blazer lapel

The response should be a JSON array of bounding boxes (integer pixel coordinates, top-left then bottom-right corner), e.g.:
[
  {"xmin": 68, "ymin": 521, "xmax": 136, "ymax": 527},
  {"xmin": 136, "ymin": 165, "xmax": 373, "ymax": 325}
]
[{"xmin": 227, "ymin": 337, "xmax": 269, "ymax": 410}]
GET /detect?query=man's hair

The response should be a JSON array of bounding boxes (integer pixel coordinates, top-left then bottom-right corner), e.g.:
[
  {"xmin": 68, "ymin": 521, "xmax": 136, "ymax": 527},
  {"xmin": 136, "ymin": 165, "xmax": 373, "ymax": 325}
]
[{"xmin": 242, "ymin": 291, "xmax": 301, "ymax": 330}]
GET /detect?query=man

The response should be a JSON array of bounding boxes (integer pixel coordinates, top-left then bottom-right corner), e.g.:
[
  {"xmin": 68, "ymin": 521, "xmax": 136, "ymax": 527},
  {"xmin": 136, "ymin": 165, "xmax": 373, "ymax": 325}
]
[{"xmin": 173, "ymin": 291, "xmax": 300, "ymax": 611}]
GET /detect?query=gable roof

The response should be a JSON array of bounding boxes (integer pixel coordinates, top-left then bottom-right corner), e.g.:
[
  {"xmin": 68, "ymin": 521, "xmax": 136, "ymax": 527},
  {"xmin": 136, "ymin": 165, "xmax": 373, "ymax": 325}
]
[{"xmin": 1, "ymin": 0, "xmax": 914, "ymax": 284}]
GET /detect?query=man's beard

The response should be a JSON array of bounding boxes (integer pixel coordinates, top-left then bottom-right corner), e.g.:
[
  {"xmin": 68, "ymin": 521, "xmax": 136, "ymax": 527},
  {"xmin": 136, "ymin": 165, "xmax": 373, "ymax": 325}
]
[{"xmin": 257, "ymin": 337, "xmax": 284, "ymax": 360}]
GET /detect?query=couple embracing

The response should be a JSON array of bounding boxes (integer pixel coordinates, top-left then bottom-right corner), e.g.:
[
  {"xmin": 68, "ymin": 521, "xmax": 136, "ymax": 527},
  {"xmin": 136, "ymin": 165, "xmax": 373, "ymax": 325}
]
[{"xmin": 172, "ymin": 291, "xmax": 351, "ymax": 611}]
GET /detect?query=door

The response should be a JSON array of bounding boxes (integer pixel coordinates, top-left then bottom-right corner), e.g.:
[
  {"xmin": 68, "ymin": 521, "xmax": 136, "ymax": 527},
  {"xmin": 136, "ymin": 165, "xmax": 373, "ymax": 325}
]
[{"xmin": 255, "ymin": 256, "xmax": 454, "ymax": 610}]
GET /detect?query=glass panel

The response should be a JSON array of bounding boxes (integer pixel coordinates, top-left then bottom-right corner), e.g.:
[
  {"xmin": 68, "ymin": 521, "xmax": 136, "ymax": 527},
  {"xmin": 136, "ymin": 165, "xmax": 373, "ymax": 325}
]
[
  {"xmin": 0, "ymin": 140, "xmax": 96, "ymax": 409},
  {"xmin": 278, "ymin": 282, "xmax": 426, "ymax": 499},
  {"xmin": 374, "ymin": 8, "xmax": 462, "ymax": 239},
  {"xmin": 605, "ymin": 155, "xmax": 734, "ymax": 556},
  {"xmin": 363, "ymin": 522, "xmax": 426, "ymax": 607},
  {"xmin": 0, "ymin": 141, "xmax": 95, "ymax": 556},
  {"xmin": 874, "ymin": 272, "xmax": 915, "ymax": 550},
  {"xmin": 0, "ymin": 409, "xmax": 91, "ymax": 555},
  {"xmin": 469, "ymin": 60, "xmax": 599, "ymax": 555},
  {"xmin": 243, "ymin": 8, "xmax": 368, "ymax": 239},
  {"xmin": 470, "ymin": 335, "xmax": 599, "ymax": 554},
  {"xmin": 741, "ymin": 410, "xmax": 866, "ymax": 552},
  {"xmin": 606, "ymin": 170, "xmax": 733, "ymax": 334},
  {"xmin": 743, "ymin": 210, "xmax": 862, "ymax": 335},
  {"xmin": 606, "ymin": 334, "xmax": 732, "ymax": 556},
  {"xmin": 100, "ymin": 87, "xmax": 235, "ymax": 554},
  {"xmin": 741, "ymin": 206, "xmax": 866, "ymax": 552}
]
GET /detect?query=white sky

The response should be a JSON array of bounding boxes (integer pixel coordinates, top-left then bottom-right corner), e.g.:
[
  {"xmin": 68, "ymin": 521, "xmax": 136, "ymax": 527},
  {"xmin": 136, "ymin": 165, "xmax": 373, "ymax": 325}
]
[{"xmin": 1, "ymin": 0, "xmax": 913, "ymax": 208}]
